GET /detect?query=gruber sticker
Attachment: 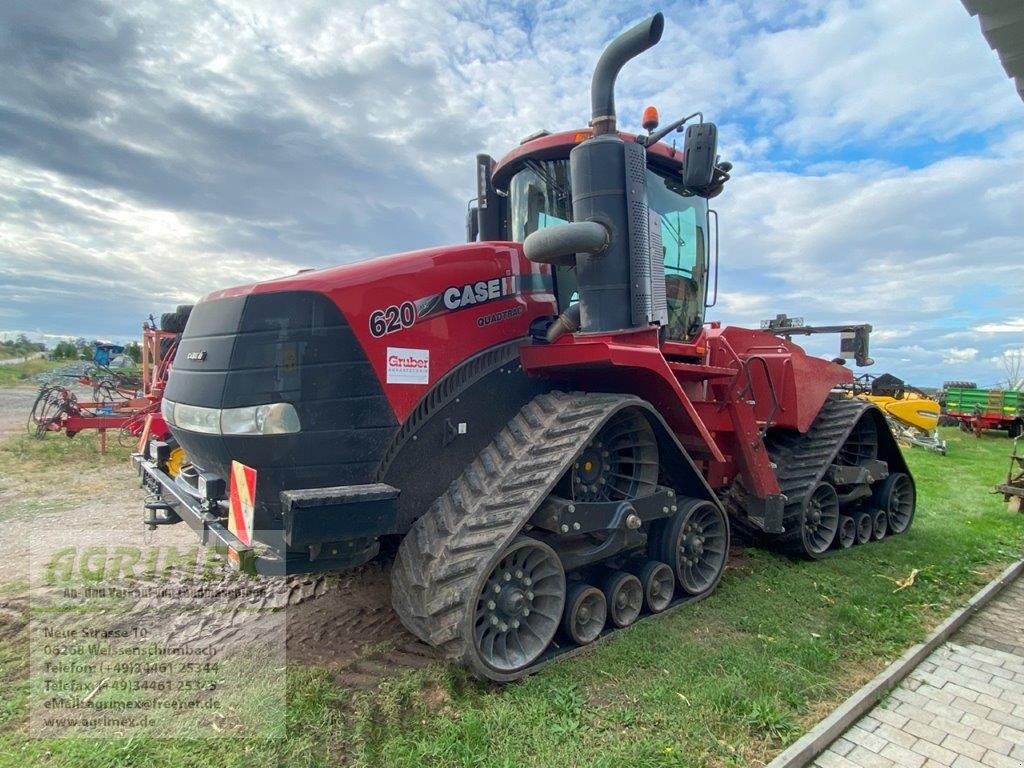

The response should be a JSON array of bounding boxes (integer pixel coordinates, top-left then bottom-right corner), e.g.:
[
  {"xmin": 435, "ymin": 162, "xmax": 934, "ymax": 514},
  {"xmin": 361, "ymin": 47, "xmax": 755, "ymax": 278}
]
[{"xmin": 386, "ymin": 347, "xmax": 430, "ymax": 384}]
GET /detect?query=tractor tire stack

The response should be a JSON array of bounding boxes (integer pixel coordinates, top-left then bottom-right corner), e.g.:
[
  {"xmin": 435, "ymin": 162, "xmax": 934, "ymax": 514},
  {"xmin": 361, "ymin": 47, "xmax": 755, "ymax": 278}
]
[{"xmin": 160, "ymin": 304, "xmax": 193, "ymax": 334}]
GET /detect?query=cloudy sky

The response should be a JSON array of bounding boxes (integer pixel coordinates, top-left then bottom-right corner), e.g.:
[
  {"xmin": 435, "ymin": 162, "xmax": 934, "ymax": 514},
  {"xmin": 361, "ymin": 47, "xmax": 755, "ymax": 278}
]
[{"xmin": 1, "ymin": 0, "xmax": 1021, "ymax": 386}]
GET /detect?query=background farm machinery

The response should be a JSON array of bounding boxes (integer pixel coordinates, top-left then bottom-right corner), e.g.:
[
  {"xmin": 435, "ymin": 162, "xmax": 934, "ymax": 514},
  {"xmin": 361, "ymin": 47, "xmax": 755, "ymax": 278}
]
[
  {"xmin": 28, "ymin": 307, "xmax": 191, "ymax": 452},
  {"xmin": 941, "ymin": 383, "xmax": 1023, "ymax": 438}
]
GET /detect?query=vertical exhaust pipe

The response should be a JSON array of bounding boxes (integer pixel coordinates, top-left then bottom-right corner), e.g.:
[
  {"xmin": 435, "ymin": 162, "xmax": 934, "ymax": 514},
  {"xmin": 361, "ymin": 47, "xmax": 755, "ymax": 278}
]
[{"xmin": 590, "ymin": 13, "xmax": 664, "ymax": 135}]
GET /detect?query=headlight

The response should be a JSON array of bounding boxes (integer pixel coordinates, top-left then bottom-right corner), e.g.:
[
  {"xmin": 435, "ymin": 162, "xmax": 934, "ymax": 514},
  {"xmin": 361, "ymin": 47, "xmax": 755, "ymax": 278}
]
[
  {"xmin": 171, "ymin": 402, "xmax": 221, "ymax": 434},
  {"xmin": 221, "ymin": 403, "xmax": 301, "ymax": 435},
  {"xmin": 161, "ymin": 398, "xmax": 176, "ymax": 426},
  {"xmin": 162, "ymin": 399, "xmax": 300, "ymax": 436}
]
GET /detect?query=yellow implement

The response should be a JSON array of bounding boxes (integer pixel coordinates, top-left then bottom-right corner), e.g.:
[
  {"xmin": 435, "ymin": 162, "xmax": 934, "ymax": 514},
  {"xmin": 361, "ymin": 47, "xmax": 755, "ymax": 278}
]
[
  {"xmin": 856, "ymin": 391, "xmax": 946, "ymax": 454},
  {"xmin": 864, "ymin": 394, "xmax": 941, "ymax": 432}
]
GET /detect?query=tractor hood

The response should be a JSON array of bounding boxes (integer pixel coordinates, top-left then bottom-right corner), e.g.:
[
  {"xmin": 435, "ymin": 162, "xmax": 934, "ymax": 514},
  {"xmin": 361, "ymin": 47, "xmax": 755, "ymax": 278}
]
[{"xmin": 162, "ymin": 241, "xmax": 557, "ymax": 524}]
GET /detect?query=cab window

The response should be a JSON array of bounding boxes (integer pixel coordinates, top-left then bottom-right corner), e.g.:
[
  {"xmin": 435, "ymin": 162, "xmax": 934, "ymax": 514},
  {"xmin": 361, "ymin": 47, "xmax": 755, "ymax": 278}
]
[{"xmin": 647, "ymin": 170, "xmax": 708, "ymax": 341}]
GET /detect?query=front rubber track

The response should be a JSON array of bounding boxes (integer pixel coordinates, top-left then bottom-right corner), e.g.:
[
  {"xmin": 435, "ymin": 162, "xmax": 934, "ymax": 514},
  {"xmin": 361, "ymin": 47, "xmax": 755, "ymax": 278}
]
[{"xmin": 391, "ymin": 391, "xmax": 654, "ymax": 682}]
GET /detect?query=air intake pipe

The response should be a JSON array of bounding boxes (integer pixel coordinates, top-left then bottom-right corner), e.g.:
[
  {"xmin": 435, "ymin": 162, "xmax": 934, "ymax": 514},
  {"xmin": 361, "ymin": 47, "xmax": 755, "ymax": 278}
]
[{"xmin": 590, "ymin": 13, "xmax": 664, "ymax": 135}]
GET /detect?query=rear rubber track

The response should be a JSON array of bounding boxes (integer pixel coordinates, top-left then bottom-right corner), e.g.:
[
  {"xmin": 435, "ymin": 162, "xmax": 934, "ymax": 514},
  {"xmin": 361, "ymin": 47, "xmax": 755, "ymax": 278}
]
[
  {"xmin": 391, "ymin": 390, "xmax": 648, "ymax": 681},
  {"xmin": 768, "ymin": 395, "xmax": 878, "ymax": 556}
]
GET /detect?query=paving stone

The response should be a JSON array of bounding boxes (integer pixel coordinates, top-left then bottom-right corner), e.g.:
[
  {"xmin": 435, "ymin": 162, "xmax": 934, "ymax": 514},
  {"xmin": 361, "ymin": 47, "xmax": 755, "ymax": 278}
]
[
  {"xmin": 988, "ymin": 710, "xmax": 1024, "ymax": 732},
  {"xmin": 833, "ymin": 737, "xmax": 856, "ymax": 757},
  {"xmin": 951, "ymin": 755, "xmax": 990, "ymax": 768},
  {"xmin": 848, "ymin": 724, "xmax": 888, "ymax": 753},
  {"xmin": 951, "ymin": 695, "xmax": 995, "ymax": 719},
  {"xmin": 898, "ymin": 704, "xmax": 938, "ymax": 726},
  {"xmin": 905, "ymin": 718, "xmax": 951, "ymax": 746},
  {"xmin": 996, "ymin": 724, "xmax": 1024, "ymax": 744},
  {"xmin": 911, "ymin": 739, "xmax": 959, "ymax": 766},
  {"xmin": 976, "ymin": 693, "xmax": 1017, "ymax": 714},
  {"xmin": 847, "ymin": 745, "xmax": 895, "ymax": 768},
  {"xmin": 879, "ymin": 742, "xmax": 926, "ymax": 767},
  {"xmin": 943, "ymin": 734, "xmax": 993, "ymax": 762},
  {"xmin": 960, "ymin": 711, "xmax": 1008, "ymax": 737},
  {"xmin": 815, "ymin": 750, "xmax": 860, "ymax": 768},
  {"xmin": 873, "ymin": 722, "xmax": 918, "ymax": 749},
  {"xmin": 967, "ymin": 729, "xmax": 1015, "ymax": 756},
  {"xmin": 978, "ymin": 751, "xmax": 1024, "ymax": 768},
  {"xmin": 931, "ymin": 714, "xmax": 977, "ymax": 740},
  {"xmin": 872, "ymin": 707, "xmax": 910, "ymax": 730}
]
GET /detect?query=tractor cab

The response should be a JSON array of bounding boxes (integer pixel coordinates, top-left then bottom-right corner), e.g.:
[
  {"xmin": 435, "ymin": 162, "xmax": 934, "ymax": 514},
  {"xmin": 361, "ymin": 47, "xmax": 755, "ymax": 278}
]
[{"xmin": 474, "ymin": 126, "xmax": 727, "ymax": 343}]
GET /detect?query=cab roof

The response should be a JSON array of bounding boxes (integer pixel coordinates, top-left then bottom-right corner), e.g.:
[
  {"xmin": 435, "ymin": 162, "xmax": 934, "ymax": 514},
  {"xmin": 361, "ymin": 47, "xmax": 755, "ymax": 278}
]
[{"xmin": 490, "ymin": 128, "xmax": 687, "ymax": 190}]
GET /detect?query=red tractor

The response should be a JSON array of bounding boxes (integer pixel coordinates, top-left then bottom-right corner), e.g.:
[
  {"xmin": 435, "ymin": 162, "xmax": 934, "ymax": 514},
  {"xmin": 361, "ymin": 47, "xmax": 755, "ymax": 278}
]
[{"xmin": 135, "ymin": 13, "xmax": 915, "ymax": 681}]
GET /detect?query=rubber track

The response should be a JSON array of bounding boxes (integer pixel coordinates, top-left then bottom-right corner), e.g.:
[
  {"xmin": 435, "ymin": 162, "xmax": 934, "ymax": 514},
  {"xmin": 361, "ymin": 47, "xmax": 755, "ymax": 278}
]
[
  {"xmin": 390, "ymin": 390, "xmax": 645, "ymax": 681},
  {"xmin": 767, "ymin": 394, "xmax": 875, "ymax": 554}
]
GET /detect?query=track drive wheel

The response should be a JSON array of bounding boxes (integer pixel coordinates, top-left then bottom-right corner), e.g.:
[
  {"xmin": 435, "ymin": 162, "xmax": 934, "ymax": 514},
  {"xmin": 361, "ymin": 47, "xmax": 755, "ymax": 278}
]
[
  {"xmin": 655, "ymin": 498, "xmax": 729, "ymax": 596},
  {"xmin": 854, "ymin": 511, "xmax": 872, "ymax": 544},
  {"xmin": 797, "ymin": 482, "xmax": 840, "ymax": 558},
  {"xmin": 562, "ymin": 584, "xmax": 606, "ymax": 645},
  {"xmin": 603, "ymin": 572, "xmax": 642, "ymax": 628},
  {"xmin": 472, "ymin": 537, "xmax": 566, "ymax": 675},
  {"xmin": 873, "ymin": 472, "xmax": 915, "ymax": 534},
  {"xmin": 836, "ymin": 515, "xmax": 856, "ymax": 549},
  {"xmin": 871, "ymin": 509, "xmax": 888, "ymax": 540},
  {"xmin": 637, "ymin": 561, "xmax": 674, "ymax": 613}
]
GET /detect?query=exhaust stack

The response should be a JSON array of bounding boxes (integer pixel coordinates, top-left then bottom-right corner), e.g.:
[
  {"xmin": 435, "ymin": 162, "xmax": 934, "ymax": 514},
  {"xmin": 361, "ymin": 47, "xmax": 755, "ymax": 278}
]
[
  {"xmin": 524, "ymin": 12, "xmax": 668, "ymax": 335},
  {"xmin": 590, "ymin": 13, "xmax": 664, "ymax": 135}
]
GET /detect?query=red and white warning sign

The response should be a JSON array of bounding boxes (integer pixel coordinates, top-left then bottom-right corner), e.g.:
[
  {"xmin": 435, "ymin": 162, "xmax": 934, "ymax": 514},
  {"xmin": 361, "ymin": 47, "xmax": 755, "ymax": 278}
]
[
  {"xmin": 386, "ymin": 347, "xmax": 429, "ymax": 384},
  {"xmin": 228, "ymin": 460, "xmax": 256, "ymax": 547}
]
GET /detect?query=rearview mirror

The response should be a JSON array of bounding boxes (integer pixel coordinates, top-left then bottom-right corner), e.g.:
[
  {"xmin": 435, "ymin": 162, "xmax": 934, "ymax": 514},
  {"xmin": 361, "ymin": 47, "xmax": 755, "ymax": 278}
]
[{"xmin": 680, "ymin": 122, "xmax": 717, "ymax": 189}]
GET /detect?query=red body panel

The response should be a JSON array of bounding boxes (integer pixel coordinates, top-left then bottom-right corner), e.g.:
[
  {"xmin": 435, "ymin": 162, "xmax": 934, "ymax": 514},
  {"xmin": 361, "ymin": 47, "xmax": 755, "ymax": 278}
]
[
  {"xmin": 205, "ymin": 243, "xmax": 558, "ymax": 422},
  {"xmin": 520, "ymin": 321, "xmax": 851, "ymax": 495}
]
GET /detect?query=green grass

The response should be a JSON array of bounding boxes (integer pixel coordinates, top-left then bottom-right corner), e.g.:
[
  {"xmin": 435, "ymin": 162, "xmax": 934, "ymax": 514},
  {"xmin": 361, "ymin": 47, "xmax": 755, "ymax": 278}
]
[
  {"xmin": 0, "ymin": 359, "xmax": 62, "ymax": 386},
  {"xmin": 0, "ymin": 428, "xmax": 1021, "ymax": 767}
]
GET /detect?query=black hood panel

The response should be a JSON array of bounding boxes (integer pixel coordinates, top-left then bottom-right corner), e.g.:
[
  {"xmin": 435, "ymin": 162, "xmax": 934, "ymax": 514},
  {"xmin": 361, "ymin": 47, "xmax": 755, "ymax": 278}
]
[{"xmin": 165, "ymin": 291, "xmax": 399, "ymax": 524}]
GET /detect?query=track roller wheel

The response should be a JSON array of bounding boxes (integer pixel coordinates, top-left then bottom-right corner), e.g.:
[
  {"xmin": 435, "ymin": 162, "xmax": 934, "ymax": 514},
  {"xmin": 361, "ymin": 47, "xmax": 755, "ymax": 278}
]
[
  {"xmin": 603, "ymin": 571, "xmax": 642, "ymax": 628},
  {"xmin": 854, "ymin": 512, "xmax": 872, "ymax": 544},
  {"xmin": 636, "ymin": 561, "xmax": 674, "ymax": 613},
  {"xmin": 562, "ymin": 583, "xmax": 606, "ymax": 645},
  {"xmin": 656, "ymin": 499, "xmax": 729, "ymax": 596},
  {"xmin": 472, "ymin": 537, "xmax": 565, "ymax": 675},
  {"xmin": 873, "ymin": 472, "xmax": 915, "ymax": 535},
  {"xmin": 798, "ymin": 482, "xmax": 840, "ymax": 558},
  {"xmin": 836, "ymin": 516, "xmax": 856, "ymax": 549},
  {"xmin": 871, "ymin": 509, "xmax": 888, "ymax": 540}
]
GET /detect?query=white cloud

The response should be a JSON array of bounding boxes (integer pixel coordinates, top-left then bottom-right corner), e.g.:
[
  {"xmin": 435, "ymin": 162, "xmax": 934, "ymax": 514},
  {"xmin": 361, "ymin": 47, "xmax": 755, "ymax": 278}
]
[
  {"xmin": 975, "ymin": 318, "xmax": 1024, "ymax": 334},
  {"xmin": 943, "ymin": 347, "xmax": 978, "ymax": 364}
]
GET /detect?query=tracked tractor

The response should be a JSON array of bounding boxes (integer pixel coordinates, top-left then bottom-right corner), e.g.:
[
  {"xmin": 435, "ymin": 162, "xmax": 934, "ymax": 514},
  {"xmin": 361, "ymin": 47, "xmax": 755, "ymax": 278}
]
[{"xmin": 134, "ymin": 12, "xmax": 916, "ymax": 681}]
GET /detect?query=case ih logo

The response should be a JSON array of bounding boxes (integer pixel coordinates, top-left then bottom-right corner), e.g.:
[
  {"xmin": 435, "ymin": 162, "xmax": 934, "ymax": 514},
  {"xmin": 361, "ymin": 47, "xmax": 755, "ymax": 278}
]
[
  {"xmin": 186, "ymin": 350, "xmax": 207, "ymax": 361},
  {"xmin": 442, "ymin": 277, "xmax": 512, "ymax": 311},
  {"xmin": 386, "ymin": 347, "xmax": 429, "ymax": 385}
]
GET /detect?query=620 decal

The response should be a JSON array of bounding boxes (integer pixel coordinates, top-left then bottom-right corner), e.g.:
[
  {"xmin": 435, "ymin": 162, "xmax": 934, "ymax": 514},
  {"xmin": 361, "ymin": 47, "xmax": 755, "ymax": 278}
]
[{"xmin": 369, "ymin": 302, "xmax": 416, "ymax": 338}]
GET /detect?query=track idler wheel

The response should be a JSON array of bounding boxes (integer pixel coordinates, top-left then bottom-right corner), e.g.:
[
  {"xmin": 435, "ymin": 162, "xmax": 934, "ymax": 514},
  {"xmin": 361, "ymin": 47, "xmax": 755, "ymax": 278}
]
[
  {"xmin": 836, "ymin": 515, "xmax": 856, "ymax": 549},
  {"xmin": 799, "ymin": 482, "xmax": 840, "ymax": 558},
  {"xmin": 871, "ymin": 509, "xmax": 888, "ymax": 540},
  {"xmin": 636, "ymin": 561, "xmax": 674, "ymax": 613},
  {"xmin": 562, "ymin": 584, "xmax": 606, "ymax": 645},
  {"xmin": 854, "ymin": 512, "xmax": 872, "ymax": 544},
  {"xmin": 873, "ymin": 472, "xmax": 915, "ymax": 535},
  {"xmin": 656, "ymin": 499, "xmax": 729, "ymax": 596},
  {"xmin": 603, "ymin": 571, "xmax": 642, "ymax": 628},
  {"xmin": 472, "ymin": 537, "xmax": 566, "ymax": 675}
]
